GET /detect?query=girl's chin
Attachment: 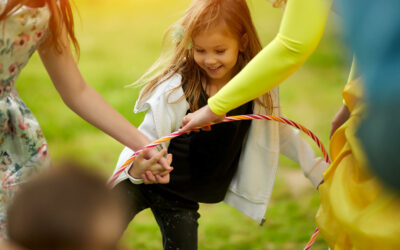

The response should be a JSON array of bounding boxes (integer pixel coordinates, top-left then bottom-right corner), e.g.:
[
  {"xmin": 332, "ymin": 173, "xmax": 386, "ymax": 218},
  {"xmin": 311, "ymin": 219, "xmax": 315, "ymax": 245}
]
[
  {"xmin": 206, "ymin": 71, "xmax": 227, "ymax": 79},
  {"xmin": 207, "ymin": 75, "xmax": 226, "ymax": 82}
]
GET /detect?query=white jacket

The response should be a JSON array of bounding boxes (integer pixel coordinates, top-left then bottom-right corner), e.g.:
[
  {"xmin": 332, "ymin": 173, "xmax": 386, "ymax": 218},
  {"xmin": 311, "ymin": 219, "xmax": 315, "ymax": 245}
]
[{"xmin": 111, "ymin": 74, "xmax": 327, "ymax": 224}]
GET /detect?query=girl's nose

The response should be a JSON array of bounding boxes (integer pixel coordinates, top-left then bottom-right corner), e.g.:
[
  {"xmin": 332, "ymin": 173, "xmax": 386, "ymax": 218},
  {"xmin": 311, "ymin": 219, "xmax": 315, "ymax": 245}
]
[{"xmin": 205, "ymin": 56, "xmax": 217, "ymax": 65}]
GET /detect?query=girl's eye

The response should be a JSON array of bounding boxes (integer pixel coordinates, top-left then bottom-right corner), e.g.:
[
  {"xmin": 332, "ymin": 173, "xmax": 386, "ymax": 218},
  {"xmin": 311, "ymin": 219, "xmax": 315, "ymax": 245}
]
[
  {"xmin": 216, "ymin": 49, "xmax": 226, "ymax": 54},
  {"xmin": 195, "ymin": 49, "xmax": 205, "ymax": 53}
]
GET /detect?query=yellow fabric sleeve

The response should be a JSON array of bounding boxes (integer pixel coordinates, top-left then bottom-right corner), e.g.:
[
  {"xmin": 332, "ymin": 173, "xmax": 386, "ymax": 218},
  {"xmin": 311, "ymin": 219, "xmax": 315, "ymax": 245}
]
[
  {"xmin": 208, "ymin": 0, "xmax": 333, "ymax": 115},
  {"xmin": 343, "ymin": 57, "xmax": 358, "ymax": 106}
]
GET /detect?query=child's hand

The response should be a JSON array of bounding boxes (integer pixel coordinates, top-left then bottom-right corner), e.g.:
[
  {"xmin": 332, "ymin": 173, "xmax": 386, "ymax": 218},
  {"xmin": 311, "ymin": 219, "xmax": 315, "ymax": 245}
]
[
  {"xmin": 148, "ymin": 150, "xmax": 173, "ymax": 175},
  {"xmin": 142, "ymin": 151, "xmax": 173, "ymax": 184},
  {"xmin": 180, "ymin": 105, "xmax": 225, "ymax": 133},
  {"xmin": 129, "ymin": 148, "xmax": 172, "ymax": 179}
]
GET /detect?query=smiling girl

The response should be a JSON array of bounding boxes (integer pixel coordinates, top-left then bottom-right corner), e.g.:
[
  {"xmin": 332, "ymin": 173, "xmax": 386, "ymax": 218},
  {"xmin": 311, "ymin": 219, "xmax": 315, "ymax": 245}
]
[{"xmin": 111, "ymin": 0, "xmax": 327, "ymax": 248}]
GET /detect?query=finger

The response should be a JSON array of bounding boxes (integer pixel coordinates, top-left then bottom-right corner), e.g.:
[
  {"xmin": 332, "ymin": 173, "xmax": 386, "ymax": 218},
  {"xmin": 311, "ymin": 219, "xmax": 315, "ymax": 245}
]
[
  {"xmin": 141, "ymin": 173, "xmax": 151, "ymax": 184},
  {"xmin": 182, "ymin": 113, "xmax": 193, "ymax": 127},
  {"xmin": 149, "ymin": 163, "xmax": 164, "ymax": 174},
  {"xmin": 180, "ymin": 119, "xmax": 195, "ymax": 133},
  {"xmin": 166, "ymin": 153, "xmax": 173, "ymax": 165},
  {"xmin": 151, "ymin": 148, "xmax": 171, "ymax": 170},
  {"xmin": 159, "ymin": 166, "xmax": 173, "ymax": 176},
  {"xmin": 142, "ymin": 148, "xmax": 155, "ymax": 160},
  {"xmin": 136, "ymin": 149, "xmax": 146, "ymax": 161},
  {"xmin": 149, "ymin": 148, "xmax": 167, "ymax": 165},
  {"xmin": 182, "ymin": 121, "xmax": 203, "ymax": 133},
  {"xmin": 145, "ymin": 147, "xmax": 158, "ymax": 158},
  {"xmin": 182, "ymin": 121, "xmax": 195, "ymax": 134},
  {"xmin": 158, "ymin": 157, "xmax": 173, "ymax": 171},
  {"xmin": 144, "ymin": 170, "xmax": 156, "ymax": 183},
  {"xmin": 181, "ymin": 122, "xmax": 192, "ymax": 132},
  {"xmin": 155, "ymin": 174, "xmax": 170, "ymax": 184},
  {"xmin": 182, "ymin": 116, "xmax": 188, "ymax": 127}
]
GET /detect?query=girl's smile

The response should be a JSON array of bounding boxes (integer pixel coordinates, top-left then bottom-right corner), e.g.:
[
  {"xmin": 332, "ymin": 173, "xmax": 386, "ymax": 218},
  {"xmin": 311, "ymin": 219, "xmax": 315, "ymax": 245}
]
[
  {"xmin": 206, "ymin": 65, "xmax": 222, "ymax": 73},
  {"xmin": 193, "ymin": 22, "xmax": 241, "ymax": 87}
]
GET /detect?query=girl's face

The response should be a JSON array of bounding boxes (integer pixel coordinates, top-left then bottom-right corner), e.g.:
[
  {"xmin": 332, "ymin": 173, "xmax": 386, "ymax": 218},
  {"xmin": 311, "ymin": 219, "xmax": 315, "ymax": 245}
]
[{"xmin": 193, "ymin": 22, "xmax": 242, "ymax": 85}]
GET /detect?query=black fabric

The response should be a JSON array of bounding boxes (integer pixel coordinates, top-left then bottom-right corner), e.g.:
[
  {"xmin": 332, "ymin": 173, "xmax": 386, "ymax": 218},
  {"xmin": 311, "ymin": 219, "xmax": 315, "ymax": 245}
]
[
  {"xmin": 113, "ymin": 87, "xmax": 253, "ymax": 250},
  {"xmin": 114, "ymin": 180, "xmax": 200, "ymax": 250},
  {"xmin": 156, "ymin": 87, "xmax": 253, "ymax": 203}
]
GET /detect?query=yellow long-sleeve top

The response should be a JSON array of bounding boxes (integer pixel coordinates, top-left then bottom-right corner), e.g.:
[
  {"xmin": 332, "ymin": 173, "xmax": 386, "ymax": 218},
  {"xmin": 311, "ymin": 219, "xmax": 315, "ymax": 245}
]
[{"xmin": 208, "ymin": 0, "xmax": 333, "ymax": 115}]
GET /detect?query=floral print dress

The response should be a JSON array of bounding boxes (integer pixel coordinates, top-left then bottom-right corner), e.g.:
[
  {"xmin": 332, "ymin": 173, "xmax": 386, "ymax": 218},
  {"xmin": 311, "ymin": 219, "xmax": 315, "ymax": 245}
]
[{"xmin": 0, "ymin": 1, "xmax": 50, "ymax": 237}]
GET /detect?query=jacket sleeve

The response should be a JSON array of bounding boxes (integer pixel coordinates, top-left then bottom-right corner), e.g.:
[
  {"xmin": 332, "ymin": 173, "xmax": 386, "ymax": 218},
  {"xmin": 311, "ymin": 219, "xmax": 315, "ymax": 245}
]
[
  {"xmin": 115, "ymin": 74, "xmax": 188, "ymax": 175},
  {"xmin": 208, "ymin": 0, "xmax": 333, "ymax": 115},
  {"xmin": 115, "ymin": 107, "xmax": 159, "ymax": 172},
  {"xmin": 279, "ymin": 123, "xmax": 328, "ymax": 188}
]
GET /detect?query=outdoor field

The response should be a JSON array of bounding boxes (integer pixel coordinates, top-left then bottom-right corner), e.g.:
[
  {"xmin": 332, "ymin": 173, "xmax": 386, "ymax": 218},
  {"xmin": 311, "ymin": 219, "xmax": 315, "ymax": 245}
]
[{"xmin": 16, "ymin": 0, "xmax": 350, "ymax": 249}]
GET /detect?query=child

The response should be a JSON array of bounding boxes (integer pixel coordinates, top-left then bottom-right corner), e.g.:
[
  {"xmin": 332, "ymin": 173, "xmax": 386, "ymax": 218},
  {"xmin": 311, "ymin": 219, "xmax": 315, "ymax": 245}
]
[
  {"xmin": 111, "ymin": 0, "xmax": 328, "ymax": 249},
  {"xmin": 6, "ymin": 163, "xmax": 128, "ymax": 250}
]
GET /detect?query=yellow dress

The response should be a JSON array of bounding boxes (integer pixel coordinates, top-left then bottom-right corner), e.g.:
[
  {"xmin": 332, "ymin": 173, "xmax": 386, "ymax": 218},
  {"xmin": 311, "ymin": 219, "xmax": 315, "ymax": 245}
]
[{"xmin": 316, "ymin": 79, "xmax": 400, "ymax": 249}]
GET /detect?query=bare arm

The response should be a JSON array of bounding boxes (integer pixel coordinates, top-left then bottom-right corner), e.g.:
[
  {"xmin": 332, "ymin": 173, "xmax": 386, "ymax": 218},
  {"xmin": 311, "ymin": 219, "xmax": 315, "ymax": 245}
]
[
  {"xmin": 37, "ymin": 22, "xmax": 172, "ymax": 176},
  {"xmin": 180, "ymin": 0, "xmax": 333, "ymax": 132},
  {"xmin": 38, "ymin": 43, "xmax": 150, "ymax": 151}
]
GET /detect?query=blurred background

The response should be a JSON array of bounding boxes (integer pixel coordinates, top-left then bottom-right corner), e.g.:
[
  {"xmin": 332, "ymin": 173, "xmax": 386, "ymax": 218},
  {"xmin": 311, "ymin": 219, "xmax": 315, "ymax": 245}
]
[{"xmin": 17, "ymin": 0, "xmax": 350, "ymax": 249}]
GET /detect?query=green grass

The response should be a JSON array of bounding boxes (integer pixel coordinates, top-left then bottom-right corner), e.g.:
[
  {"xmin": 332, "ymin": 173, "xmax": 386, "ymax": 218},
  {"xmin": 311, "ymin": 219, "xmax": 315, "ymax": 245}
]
[{"xmin": 15, "ymin": 0, "xmax": 349, "ymax": 249}]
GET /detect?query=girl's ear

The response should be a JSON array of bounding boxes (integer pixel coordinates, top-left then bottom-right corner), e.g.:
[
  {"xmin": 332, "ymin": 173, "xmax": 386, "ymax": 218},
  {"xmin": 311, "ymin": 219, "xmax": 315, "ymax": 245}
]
[{"xmin": 240, "ymin": 33, "xmax": 249, "ymax": 52}]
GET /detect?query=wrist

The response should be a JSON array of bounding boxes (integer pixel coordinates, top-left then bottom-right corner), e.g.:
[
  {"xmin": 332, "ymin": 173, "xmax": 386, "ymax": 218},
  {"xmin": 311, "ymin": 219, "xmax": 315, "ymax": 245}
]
[
  {"xmin": 207, "ymin": 100, "xmax": 225, "ymax": 116},
  {"xmin": 125, "ymin": 164, "xmax": 143, "ymax": 184},
  {"xmin": 128, "ymin": 167, "xmax": 142, "ymax": 179}
]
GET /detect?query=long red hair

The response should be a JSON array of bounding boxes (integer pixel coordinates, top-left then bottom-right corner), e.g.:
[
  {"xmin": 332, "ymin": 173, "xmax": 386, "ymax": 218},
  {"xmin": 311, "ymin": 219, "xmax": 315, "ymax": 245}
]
[
  {"xmin": 135, "ymin": 0, "xmax": 274, "ymax": 113},
  {"xmin": 0, "ymin": 0, "xmax": 79, "ymax": 54}
]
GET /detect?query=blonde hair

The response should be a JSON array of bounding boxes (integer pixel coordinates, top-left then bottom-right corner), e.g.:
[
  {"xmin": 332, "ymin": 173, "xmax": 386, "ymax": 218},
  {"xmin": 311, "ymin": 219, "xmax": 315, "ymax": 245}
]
[{"xmin": 134, "ymin": 0, "xmax": 273, "ymax": 113}]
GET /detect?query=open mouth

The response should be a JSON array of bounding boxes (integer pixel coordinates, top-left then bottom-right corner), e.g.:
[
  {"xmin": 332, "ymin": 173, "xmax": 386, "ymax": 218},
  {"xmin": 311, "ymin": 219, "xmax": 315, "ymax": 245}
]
[{"xmin": 206, "ymin": 65, "xmax": 222, "ymax": 73}]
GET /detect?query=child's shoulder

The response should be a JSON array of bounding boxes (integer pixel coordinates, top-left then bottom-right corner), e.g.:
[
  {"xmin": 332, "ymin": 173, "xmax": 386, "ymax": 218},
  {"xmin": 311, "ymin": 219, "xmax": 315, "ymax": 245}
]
[
  {"xmin": 134, "ymin": 73, "xmax": 184, "ymax": 113},
  {"xmin": 160, "ymin": 73, "xmax": 183, "ymax": 91}
]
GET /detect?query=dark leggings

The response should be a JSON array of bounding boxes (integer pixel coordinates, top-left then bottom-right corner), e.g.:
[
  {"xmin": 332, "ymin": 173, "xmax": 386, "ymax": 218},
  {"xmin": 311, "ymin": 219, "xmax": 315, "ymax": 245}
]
[{"xmin": 114, "ymin": 180, "xmax": 200, "ymax": 250}]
